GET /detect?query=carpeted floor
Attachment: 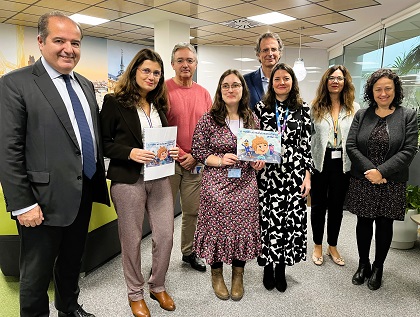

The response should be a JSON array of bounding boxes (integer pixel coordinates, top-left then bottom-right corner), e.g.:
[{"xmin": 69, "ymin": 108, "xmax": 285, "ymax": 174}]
[{"xmin": 2, "ymin": 209, "xmax": 420, "ymax": 316}]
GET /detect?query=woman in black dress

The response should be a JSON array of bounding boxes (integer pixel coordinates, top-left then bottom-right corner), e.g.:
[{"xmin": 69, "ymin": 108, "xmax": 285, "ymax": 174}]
[{"xmin": 346, "ymin": 68, "xmax": 418, "ymax": 290}]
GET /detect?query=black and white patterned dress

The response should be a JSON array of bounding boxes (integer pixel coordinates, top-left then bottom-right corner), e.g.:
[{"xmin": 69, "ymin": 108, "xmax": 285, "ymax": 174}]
[{"xmin": 254, "ymin": 100, "xmax": 313, "ymax": 266}]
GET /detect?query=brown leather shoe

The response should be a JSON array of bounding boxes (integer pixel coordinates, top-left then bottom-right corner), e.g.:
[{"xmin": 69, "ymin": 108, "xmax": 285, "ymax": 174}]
[
  {"xmin": 231, "ymin": 266, "xmax": 244, "ymax": 301},
  {"xmin": 150, "ymin": 290, "xmax": 176, "ymax": 311},
  {"xmin": 129, "ymin": 299, "xmax": 150, "ymax": 317},
  {"xmin": 211, "ymin": 268, "xmax": 229, "ymax": 300}
]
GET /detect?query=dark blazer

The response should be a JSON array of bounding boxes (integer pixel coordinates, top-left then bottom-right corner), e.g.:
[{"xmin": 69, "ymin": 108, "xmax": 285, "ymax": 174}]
[
  {"xmin": 100, "ymin": 94, "xmax": 168, "ymax": 184},
  {"xmin": 346, "ymin": 106, "xmax": 418, "ymax": 182},
  {"xmin": 244, "ymin": 68, "xmax": 264, "ymax": 110},
  {"xmin": 0, "ymin": 59, "xmax": 110, "ymax": 226}
]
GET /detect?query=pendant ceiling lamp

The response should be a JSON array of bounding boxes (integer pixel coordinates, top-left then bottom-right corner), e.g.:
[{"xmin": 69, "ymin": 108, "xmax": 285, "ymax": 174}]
[{"xmin": 293, "ymin": 28, "xmax": 307, "ymax": 82}]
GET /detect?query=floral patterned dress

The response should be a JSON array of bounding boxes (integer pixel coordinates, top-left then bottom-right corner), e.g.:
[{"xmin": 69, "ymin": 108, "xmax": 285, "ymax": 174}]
[
  {"xmin": 347, "ymin": 117, "xmax": 406, "ymax": 220},
  {"xmin": 254, "ymin": 101, "xmax": 313, "ymax": 267},
  {"xmin": 191, "ymin": 112, "xmax": 261, "ymax": 265}
]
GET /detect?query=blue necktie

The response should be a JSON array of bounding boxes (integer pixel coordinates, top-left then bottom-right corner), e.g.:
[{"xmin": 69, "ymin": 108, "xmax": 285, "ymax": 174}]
[{"xmin": 62, "ymin": 74, "xmax": 96, "ymax": 179}]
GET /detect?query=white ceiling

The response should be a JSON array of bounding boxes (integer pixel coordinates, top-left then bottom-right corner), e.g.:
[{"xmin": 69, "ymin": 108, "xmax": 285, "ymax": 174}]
[{"xmin": 0, "ymin": 0, "xmax": 419, "ymax": 49}]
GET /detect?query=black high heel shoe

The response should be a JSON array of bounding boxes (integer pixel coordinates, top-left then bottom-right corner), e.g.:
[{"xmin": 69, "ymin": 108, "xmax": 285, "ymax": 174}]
[
  {"xmin": 263, "ymin": 263, "xmax": 275, "ymax": 290},
  {"xmin": 352, "ymin": 262, "xmax": 372, "ymax": 285},
  {"xmin": 367, "ymin": 265, "xmax": 383, "ymax": 290}
]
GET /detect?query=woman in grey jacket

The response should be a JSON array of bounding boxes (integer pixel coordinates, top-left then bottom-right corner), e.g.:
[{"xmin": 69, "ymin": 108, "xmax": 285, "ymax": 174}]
[
  {"xmin": 310, "ymin": 65, "xmax": 359, "ymax": 267},
  {"xmin": 346, "ymin": 69, "xmax": 418, "ymax": 290}
]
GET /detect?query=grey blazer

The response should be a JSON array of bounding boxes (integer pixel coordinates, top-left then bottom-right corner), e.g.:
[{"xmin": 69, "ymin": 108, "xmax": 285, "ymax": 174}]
[
  {"xmin": 346, "ymin": 106, "xmax": 418, "ymax": 182},
  {"xmin": 0, "ymin": 59, "xmax": 110, "ymax": 226}
]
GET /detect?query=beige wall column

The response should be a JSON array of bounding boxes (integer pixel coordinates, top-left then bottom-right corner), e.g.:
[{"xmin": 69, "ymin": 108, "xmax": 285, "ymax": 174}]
[{"xmin": 154, "ymin": 20, "xmax": 190, "ymax": 78}]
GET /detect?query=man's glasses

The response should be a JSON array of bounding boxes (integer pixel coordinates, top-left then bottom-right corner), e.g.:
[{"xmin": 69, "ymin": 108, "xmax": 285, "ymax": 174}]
[
  {"xmin": 175, "ymin": 58, "xmax": 196, "ymax": 64},
  {"xmin": 328, "ymin": 76, "xmax": 344, "ymax": 82},
  {"xmin": 221, "ymin": 83, "xmax": 242, "ymax": 91},
  {"xmin": 138, "ymin": 68, "xmax": 161, "ymax": 78},
  {"xmin": 260, "ymin": 47, "xmax": 280, "ymax": 54}
]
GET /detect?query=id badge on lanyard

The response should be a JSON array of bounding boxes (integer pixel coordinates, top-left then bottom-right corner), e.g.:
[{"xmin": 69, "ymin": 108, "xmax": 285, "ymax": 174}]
[
  {"xmin": 331, "ymin": 151, "xmax": 342, "ymax": 159},
  {"xmin": 228, "ymin": 168, "xmax": 241, "ymax": 178},
  {"xmin": 275, "ymin": 103, "xmax": 288, "ymax": 156}
]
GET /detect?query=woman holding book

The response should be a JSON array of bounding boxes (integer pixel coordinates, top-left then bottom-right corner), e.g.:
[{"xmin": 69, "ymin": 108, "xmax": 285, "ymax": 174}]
[
  {"xmin": 254, "ymin": 63, "xmax": 313, "ymax": 293},
  {"xmin": 191, "ymin": 69, "xmax": 264, "ymax": 301},
  {"xmin": 100, "ymin": 48, "xmax": 178, "ymax": 317}
]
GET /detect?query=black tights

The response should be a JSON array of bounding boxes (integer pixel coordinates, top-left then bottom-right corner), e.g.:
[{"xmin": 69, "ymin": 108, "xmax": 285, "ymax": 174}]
[
  {"xmin": 210, "ymin": 260, "xmax": 246, "ymax": 269},
  {"xmin": 356, "ymin": 216, "xmax": 394, "ymax": 268}
]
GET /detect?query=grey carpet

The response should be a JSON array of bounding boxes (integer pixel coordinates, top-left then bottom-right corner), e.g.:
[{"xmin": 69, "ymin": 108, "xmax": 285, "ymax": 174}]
[{"xmin": 51, "ymin": 209, "xmax": 420, "ymax": 316}]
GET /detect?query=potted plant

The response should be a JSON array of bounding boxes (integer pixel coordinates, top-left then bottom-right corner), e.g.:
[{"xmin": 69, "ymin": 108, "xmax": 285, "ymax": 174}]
[{"xmin": 391, "ymin": 185, "xmax": 420, "ymax": 249}]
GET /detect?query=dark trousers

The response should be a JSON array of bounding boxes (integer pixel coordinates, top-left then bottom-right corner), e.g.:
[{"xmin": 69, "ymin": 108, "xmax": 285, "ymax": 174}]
[
  {"xmin": 310, "ymin": 149, "xmax": 350, "ymax": 246},
  {"xmin": 18, "ymin": 176, "xmax": 93, "ymax": 317},
  {"xmin": 356, "ymin": 216, "xmax": 394, "ymax": 268}
]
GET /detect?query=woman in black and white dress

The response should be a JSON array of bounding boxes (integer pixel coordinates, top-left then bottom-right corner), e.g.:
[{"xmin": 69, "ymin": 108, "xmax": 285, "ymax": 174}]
[{"xmin": 254, "ymin": 63, "xmax": 313, "ymax": 293}]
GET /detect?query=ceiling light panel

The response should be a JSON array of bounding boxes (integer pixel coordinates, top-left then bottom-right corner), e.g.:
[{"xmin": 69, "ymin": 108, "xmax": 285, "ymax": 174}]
[{"xmin": 248, "ymin": 12, "xmax": 296, "ymax": 25}]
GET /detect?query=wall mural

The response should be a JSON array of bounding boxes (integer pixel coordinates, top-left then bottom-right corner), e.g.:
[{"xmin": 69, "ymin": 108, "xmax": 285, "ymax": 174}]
[{"xmin": 0, "ymin": 23, "xmax": 148, "ymax": 109}]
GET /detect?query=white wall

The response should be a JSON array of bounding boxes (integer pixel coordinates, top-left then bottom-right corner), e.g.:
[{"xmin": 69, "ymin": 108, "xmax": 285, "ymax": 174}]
[{"xmin": 196, "ymin": 46, "xmax": 329, "ymax": 105}]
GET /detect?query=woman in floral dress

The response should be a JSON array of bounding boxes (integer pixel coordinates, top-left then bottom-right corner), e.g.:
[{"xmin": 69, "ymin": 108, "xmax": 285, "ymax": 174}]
[
  {"xmin": 347, "ymin": 68, "xmax": 418, "ymax": 290},
  {"xmin": 192, "ymin": 69, "xmax": 264, "ymax": 301},
  {"xmin": 254, "ymin": 63, "xmax": 313, "ymax": 293}
]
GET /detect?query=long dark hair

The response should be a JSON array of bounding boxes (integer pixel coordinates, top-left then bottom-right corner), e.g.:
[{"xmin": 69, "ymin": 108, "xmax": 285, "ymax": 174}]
[
  {"xmin": 262, "ymin": 63, "xmax": 303, "ymax": 111},
  {"xmin": 312, "ymin": 65, "xmax": 356, "ymax": 121},
  {"xmin": 114, "ymin": 48, "xmax": 168, "ymax": 112},
  {"xmin": 210, "ymin": 69, "xmax": 256, "ymax": 129},
  {"xmin": 363, "ymin": 68, "xmax": 404, "ymax": 109}
]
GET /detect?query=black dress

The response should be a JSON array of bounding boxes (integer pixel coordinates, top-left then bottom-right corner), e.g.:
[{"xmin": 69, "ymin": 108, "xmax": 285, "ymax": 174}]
[{"xmin": 347, "ymin": 116, "xmax": 406, "ymax": 221}]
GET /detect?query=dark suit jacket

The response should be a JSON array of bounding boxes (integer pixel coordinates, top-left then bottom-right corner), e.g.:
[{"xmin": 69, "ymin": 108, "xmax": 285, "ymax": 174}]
[
  {"xmin": 244, "ymin": 68, "xmax": 264, "ymax": 110},
  {"xmin": 100, "ymin": 94, "xmax": 168, "ymax": 184},
  {"xmin": 346, "ymin": 106, "xmax": 418, "ymax": 182},
  {"xmin": 0, "ymin": 59, "xmax": 110, "ymax": 226}
]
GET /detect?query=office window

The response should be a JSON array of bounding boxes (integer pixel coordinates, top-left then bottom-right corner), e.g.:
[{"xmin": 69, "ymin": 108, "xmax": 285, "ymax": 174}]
[
  {"xmin": 383, "ymin": 14, "xmax": 420, "ymax": 111},
  {"xmin": 329, "ymin": 55, "xmax": 344, "ymax": 68},
  {"xmin": 343, "ymin": 30, "xmax": 385, "ymax": 105}
]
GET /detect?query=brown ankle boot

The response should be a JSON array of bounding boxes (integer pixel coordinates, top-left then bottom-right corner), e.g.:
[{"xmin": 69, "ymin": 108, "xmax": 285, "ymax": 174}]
[
  {"xmin": 231, "ymin": 266, "xmax": 244, "ymax": 301},
  {"xmin": 211, "ymin": 268, "xmax": 229, "ymax": 300}
]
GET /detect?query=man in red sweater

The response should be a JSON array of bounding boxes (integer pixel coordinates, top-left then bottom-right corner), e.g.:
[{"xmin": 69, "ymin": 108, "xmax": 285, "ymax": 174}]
[{"xmin": 166, "ymin": 43, "xmax": 212, "ymax": 272}]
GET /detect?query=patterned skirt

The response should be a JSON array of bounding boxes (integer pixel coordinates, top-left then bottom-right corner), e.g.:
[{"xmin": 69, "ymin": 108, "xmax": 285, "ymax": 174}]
[{"xmin": 347, "ymin": 177, "xmax": 406, "ymax": 221}]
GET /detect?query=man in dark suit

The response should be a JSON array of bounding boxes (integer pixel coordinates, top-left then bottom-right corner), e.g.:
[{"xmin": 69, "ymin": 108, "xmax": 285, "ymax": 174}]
[
  {"xmin": 244, "ymin": 32, "xmax": 283, "ymax": 110},
  {"xmin": 0, "ymin": 11, "xmax": 110, "ymax": 317}
]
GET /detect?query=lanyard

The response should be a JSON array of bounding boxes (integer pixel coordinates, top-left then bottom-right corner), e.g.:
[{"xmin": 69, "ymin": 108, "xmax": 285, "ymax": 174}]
[
  {"xmin": 226, "ymin": 117, "xmax": 241, "ymax": 143},
  {"xmin": 226, "ymin": 117, "xmax": 241, "ymax": 168},
  {"xmin": 139, "ymin": 105, "xmax": 153, "ymax": 128},
  {"xmin": 333, "ymin": 118, "xmax": 339, "ymax": 148},
  {"xmin": 275, "ymin": 102, "xmax": 289, "ymax": 137}
]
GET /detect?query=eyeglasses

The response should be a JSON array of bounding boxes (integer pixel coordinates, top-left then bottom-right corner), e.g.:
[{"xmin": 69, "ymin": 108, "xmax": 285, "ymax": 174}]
[
  {"xmin": 138, "ymin": 68, "xmax": 161, "ymax": 78},
  {"xmin": 260, "ymin": 47, "xmax": 280, "ymax": 54},
  {"xmin": 328, "ymin": 76, "xmax": 344, "ymax": 82},
  {"xmin": 175, "ymin": 58, "xmax": 196, "ymax": 64},
  {"xmin": 221, "ymin": 83, "xmax": 242, "ymax": 91}
]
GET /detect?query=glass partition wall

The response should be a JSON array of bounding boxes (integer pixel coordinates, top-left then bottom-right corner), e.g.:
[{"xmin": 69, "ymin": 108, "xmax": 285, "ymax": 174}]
[
  {"xmin": 343, "ymin": 30, "xmax": 385, "ymax": 104},
  {"xmin": 331, "ymin": 12, "xmax": 420, "ymax": 113},
  {"xmin": 384, "ymin": 15, "xmax": 420, "ymax": 111}
]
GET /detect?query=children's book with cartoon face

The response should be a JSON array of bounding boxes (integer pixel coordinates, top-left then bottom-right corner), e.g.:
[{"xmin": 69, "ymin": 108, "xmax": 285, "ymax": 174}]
[{"xmin": 236, "ymin": 128, "xmax": 281, "ymax": 163}]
